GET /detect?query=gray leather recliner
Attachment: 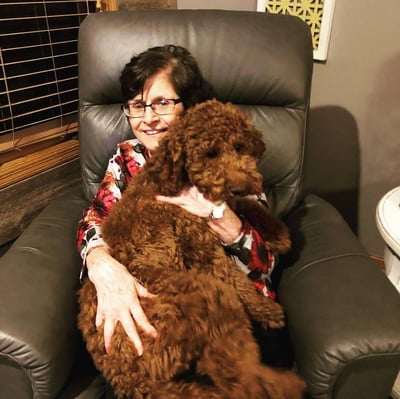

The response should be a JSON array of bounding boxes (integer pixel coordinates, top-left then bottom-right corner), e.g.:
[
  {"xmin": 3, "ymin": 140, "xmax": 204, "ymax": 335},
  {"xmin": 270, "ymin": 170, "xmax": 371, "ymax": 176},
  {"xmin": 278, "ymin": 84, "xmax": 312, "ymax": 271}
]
[{"xmin": 0, "ymin": 10, "xmax": 399, "ymax": 399}]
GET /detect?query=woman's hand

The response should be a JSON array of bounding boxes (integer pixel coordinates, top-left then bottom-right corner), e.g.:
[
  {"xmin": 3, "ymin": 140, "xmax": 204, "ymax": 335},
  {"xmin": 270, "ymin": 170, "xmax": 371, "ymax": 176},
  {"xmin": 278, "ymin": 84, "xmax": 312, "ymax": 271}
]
[
  {"xmin": 157, "ymin": 186, "xmax": 213, "ymax": 217},
  {"xmin": 86, "ymin": 246, "xmax": 157, "ymax": 355},
  {"xmin": 156, "ymin": 186, "xmax": 243, "ymax": 244}
]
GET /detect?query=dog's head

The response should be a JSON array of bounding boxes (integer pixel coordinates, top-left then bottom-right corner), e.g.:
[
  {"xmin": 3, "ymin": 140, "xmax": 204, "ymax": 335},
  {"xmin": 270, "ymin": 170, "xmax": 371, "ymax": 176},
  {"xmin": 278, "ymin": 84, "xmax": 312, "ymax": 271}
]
[{"xmin": 145, "ymin": 99, "xmax": 266, "ymax": 201}]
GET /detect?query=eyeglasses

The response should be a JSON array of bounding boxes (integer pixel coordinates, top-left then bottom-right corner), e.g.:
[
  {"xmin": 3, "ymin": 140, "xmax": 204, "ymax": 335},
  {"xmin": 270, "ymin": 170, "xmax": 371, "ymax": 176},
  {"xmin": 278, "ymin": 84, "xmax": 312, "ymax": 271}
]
[{"xmin": 122, "ymin": 98, "xmax": 182, "ymax": 118}]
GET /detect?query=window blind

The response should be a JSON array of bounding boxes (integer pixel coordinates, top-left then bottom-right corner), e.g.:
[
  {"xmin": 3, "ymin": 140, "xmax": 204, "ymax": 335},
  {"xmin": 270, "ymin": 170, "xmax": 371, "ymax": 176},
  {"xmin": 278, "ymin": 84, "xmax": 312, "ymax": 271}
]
[{"xmin": 0, "ymin": 0, "xmax": 97, "ymax": 155}]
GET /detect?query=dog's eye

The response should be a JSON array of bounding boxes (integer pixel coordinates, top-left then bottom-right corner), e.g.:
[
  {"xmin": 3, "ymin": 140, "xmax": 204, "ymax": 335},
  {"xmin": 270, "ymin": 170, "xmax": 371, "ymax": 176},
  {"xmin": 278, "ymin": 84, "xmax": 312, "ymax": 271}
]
[
  {"xmin": 234, "ymin": 143, "xmax": 244, "ymax": 153},
  {"xmin": 206, "ymin": 149, "xmax": 219, "ymax": 159}
]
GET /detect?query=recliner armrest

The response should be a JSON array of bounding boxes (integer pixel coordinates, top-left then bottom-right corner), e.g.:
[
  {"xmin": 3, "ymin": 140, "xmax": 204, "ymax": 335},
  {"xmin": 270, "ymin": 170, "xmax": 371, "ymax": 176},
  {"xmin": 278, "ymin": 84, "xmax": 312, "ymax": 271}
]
[
  {"xmin": 279, "ymin": 194, "xmax": 400, "ymax": 399},
  {"xmin": 0, "ymin": 186, "xmax": 89, "ymax": 399}
]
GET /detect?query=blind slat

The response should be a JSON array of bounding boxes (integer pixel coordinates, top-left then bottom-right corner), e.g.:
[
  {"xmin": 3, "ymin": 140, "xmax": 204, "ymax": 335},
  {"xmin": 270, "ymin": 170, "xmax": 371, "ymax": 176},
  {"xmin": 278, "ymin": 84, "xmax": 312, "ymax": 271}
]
[
  {"xmin": 0, "ymin": 75, "xmax": 77, "ymax": 97},
  {"xmin": 0, "ymin": 13, "xmax": 93, "ymax": 22},
  {"xmin": 1, "ymin": 101, "xmax": 78, "ymax": 123},
  {"xmin": 1, "ymin": 88, "xmax": 78, "ymax": 111},
  {"xmin": 1, "ymin": 1, "xmax": 93, "ymax": 4},
  {"xmin": 3, "ymin": 52, "xmax": 78, "ymax": 67},
  {"xmin": 0, "ymin": 64, "xmax": 76, "ymax": 82},
  {"xmin": 0, "ymin": 112, "xmax": 77, "ymax": 137},
  {"xmin": 4, "ymin": 39, "xmax": 78, "ymax": 52},
  {"xmin": 1, "ymin": 26, "xmax": 79, "ymax": 38}
]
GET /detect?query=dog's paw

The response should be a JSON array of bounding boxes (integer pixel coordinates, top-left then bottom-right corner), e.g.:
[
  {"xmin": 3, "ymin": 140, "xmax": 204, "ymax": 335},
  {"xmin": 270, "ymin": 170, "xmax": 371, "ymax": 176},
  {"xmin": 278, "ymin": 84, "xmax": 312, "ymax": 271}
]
[
  {"xmin": 227, "ymin": 196, "xmax": 291, "ymax": 255},
  {"xmin": 264, "ymin": 222, "xmax": 291, "ymax": 254},
  {"xmin": 267, "ymin": 317, "xmax": 285, "ymax": 330},
  {"xmin": 264, "ymin": 370, "xmax": 307, "ymax": 399},
  {"xmin": 279, "ymin": 371, "xmax": 307, "ymax": 399},
  {"xmin": 266, "ymin": 302, "xmax": 286, "ymax": 329},
  {"xmin": 265, "ymin": 236, "xmax": 291, "ymax": 254},
  {"xmin": 260, "ymin": 300, "xmax": 285, "ymax": 329}
]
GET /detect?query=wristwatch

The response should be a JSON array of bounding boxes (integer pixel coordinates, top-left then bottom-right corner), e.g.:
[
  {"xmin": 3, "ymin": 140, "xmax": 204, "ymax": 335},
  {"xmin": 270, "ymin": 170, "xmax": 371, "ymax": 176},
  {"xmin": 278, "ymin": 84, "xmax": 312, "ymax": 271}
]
[{"xmin": 209, "ymin": 202, "xmax": 227, "ymax": 220}]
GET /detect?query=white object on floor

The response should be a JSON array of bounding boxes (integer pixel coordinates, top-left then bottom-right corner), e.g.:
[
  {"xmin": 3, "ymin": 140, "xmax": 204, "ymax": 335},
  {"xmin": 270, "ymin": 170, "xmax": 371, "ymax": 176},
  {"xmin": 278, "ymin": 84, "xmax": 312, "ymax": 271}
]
[
  {"xmin": 376, "ymin": 186, "xmax": 400, "ymax": 291},
  {"xmin": 392, "ymin": 372, "xmax": 400, "ymax": 399},
  {"xmin": 376, "ymin": 186, "xmax": 400, "ymax": 399}
]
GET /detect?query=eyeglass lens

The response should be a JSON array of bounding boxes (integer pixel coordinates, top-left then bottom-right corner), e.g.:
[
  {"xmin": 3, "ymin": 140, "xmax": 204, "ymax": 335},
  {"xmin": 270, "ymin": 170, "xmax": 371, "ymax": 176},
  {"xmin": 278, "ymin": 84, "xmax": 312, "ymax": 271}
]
[{"xmin": 123, "ymin": 98, "xmax": 180, "ymax": 117}]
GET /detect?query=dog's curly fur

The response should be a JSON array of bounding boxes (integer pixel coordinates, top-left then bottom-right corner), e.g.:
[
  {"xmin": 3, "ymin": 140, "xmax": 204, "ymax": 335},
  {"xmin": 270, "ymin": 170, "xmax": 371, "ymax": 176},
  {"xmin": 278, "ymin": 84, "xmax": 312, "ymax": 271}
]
[{"xmin": 78, "ymin": 99, "xmax": 306, "ymax": 399}]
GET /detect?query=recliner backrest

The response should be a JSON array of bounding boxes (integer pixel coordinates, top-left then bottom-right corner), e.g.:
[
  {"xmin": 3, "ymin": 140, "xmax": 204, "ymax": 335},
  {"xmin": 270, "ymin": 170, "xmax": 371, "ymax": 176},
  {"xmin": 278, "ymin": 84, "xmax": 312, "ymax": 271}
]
[{"xmin": 78, "ymin": 9, "xmax": 313, "ymax": 215}]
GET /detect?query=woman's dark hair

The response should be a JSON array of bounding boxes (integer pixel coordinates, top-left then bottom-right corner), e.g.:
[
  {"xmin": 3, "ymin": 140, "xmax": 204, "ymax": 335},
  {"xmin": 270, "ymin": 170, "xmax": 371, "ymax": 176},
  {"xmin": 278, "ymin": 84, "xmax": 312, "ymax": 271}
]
[{"xmin": 120, "ymin": 44, "xmax": 212, "ymax": 110}]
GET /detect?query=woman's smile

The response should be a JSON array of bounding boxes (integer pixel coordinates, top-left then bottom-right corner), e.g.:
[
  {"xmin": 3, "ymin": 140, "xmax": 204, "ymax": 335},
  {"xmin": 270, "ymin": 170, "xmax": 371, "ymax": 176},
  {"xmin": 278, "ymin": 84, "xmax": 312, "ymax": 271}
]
[{"xmin": 142, "ymin": 127, "xmax": 168, "ymax": 136}]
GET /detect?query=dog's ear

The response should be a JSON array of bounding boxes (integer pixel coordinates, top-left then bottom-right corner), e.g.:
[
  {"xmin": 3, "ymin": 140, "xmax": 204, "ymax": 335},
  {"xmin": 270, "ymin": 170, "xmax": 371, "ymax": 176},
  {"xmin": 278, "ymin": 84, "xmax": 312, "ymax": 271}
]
[
  {"xmin": 236, "ymin": 106, "xmax": 266, "ymax": 160},
  {"xmin": 144, "ymin": 117, "xmax": 188, "ymax": 196},
  {"xmin": 250, "ymin": 128, "xmax": 267, "ymax": 160}
]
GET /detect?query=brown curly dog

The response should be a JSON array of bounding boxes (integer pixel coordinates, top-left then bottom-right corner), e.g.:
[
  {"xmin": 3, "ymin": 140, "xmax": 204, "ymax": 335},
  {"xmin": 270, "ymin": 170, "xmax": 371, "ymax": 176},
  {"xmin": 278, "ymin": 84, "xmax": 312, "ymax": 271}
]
[{"xmin": 78, "ymin": 99, "xmax": 306, "ymax": 399}]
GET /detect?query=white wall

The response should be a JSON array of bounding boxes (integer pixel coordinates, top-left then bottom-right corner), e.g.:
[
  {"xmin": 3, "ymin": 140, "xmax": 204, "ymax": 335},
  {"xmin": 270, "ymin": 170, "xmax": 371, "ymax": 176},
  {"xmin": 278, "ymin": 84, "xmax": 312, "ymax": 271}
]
[{"xmin": 309, "ymin": 0, "xmax": 400, "ymax": 255}]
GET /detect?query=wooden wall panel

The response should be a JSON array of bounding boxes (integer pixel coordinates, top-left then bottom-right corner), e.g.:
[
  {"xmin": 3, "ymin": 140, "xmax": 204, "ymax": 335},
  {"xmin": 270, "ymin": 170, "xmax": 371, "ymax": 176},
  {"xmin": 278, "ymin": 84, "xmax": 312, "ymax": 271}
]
[{"xmin": 0, "ymin": 158, "xmax": 81, "ymax": 247}]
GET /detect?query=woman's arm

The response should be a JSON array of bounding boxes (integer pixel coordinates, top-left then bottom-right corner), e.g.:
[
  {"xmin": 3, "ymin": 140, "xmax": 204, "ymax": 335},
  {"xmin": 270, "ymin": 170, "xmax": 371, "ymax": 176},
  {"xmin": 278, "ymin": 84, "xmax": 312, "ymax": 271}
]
[
  {"xmin": 76, "ymin": 140, "xmax": 145, "ymax": 271},
  {"xmin": 77, "ymin": 141, "xmax": 156, "ymax": 354},
  {"xmin": 85, "ymin": 246, "xmax": 157, "ymax": 355},
  {"xmin": 156, "ymin": 187, "xmax": 277, "ymax": 299},
  {"xmin": 76, "ymin": 172, "xmax": 120, "ymax": 281}
]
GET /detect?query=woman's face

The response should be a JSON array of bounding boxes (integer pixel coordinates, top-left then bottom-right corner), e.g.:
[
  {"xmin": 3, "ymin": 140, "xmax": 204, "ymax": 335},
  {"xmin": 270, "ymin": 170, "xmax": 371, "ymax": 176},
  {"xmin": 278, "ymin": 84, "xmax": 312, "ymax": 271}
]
[{"xmin": 128, "ymin": 69, "xmax": 184, "ymax": 152}]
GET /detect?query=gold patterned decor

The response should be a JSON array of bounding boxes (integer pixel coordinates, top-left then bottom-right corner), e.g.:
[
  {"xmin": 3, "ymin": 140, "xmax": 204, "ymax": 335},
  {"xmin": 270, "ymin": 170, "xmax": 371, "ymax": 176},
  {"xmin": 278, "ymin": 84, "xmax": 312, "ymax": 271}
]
[{"xmin": 257, "ymin": 0, "xmax": 336, "ymax": 61}]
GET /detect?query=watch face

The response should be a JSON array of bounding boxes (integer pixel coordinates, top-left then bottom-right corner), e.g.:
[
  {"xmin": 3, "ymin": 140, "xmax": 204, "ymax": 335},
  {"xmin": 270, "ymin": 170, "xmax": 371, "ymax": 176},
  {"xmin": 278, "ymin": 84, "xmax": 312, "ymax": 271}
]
[{"xmin": 212, "ymin": 202, "xmax": 226, "ymax": 219}]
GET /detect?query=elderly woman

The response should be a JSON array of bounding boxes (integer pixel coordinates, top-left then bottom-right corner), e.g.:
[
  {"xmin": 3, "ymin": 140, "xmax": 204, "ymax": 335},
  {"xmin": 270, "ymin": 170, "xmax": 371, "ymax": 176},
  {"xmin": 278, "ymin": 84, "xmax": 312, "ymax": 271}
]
[{"xmin": 77, "ymin": 44, "xmax": 277, "ymax": 358}]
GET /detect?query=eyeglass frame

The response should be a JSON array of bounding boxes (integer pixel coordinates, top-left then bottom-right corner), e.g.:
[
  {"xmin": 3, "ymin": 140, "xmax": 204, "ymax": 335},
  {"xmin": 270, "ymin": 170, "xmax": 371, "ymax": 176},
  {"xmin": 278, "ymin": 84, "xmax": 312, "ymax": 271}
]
[{"xmin": 121, "ymin": 98, "xmax": 182, "ymax": 118}]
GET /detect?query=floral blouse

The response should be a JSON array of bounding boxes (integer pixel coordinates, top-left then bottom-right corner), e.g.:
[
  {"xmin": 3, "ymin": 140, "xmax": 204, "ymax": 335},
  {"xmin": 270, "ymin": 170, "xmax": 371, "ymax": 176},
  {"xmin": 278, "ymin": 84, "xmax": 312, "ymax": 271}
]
[{"xmin": 77, "ymin": 139, "xmax": 277, "ymax": 299}]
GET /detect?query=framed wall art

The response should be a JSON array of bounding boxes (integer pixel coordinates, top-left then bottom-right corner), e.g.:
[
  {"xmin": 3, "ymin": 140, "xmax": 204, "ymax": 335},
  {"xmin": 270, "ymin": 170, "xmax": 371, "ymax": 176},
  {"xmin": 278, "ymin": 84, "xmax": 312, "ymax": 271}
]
[{"xmin": 257, "ymin": 0, "xmax": 336, "ymax": 61}]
